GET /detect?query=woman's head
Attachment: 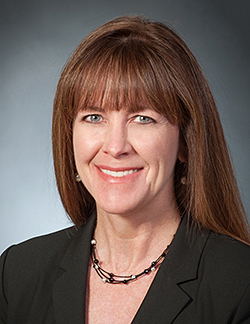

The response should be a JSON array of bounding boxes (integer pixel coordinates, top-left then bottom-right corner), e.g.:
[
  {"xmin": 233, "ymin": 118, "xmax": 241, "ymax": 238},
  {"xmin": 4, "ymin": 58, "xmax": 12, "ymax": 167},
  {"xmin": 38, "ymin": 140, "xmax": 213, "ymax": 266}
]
[{"xmin": 52, "ymin": 15, "xmax": 249, "ymax": 241}]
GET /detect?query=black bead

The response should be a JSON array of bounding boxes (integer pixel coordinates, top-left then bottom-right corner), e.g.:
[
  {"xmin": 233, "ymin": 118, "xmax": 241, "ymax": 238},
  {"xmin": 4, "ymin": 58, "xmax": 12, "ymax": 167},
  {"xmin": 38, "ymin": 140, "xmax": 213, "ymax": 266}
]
[
  {"xmin": 144, "ymin": 269, "xmax": 150, "ymax": 274},
  {"xmin": 94, "ymin": 259, "xmax": 99, "ymax": 264},
  {"xmin": 162, "ymin": 252, "xmax": 166, "ymax": 257},
  {"xmin": 123, "ymin": 280, "xmax": 128, "ymax": 284},
  {"xmin": 110, "ymin": 273, "xmax": 114, "ymax": 277},
  {"xmin": 151, "ymin": 261, "xmax": 156, "ymax": 267},
  {"xmin": 109, "ymin": 278, "xmax": 114, "ymax": 282}
]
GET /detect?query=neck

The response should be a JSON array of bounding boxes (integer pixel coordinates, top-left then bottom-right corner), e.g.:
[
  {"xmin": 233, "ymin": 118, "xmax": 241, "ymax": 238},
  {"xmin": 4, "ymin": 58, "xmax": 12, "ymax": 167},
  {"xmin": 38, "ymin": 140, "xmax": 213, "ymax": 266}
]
[{"xmin": 93, "ymin": 204, "xmax": 181, "ymax": 274}]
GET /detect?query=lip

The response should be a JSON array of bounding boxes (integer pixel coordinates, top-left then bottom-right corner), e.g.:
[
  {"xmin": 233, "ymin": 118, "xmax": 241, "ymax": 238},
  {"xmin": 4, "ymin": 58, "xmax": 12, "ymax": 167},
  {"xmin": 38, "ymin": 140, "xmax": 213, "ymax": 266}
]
[
  {"xmin": 96, "ymin": 165, "xmax": 143, "ymax": 172},
  {"xmin": 95, "ymin": 165, "xmax": 144, "ymax": 183},
  {"xmin": 99, "ymin": 168, "xmax": 138, "ymax": 177}
]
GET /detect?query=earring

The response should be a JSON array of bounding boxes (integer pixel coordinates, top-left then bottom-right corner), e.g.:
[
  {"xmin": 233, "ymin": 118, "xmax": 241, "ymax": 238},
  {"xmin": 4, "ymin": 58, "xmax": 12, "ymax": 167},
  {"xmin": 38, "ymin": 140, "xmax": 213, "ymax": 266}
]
[
  {"xmin": 75, "ymin": 174, "xmax": 81, "ymax": 182},
  {"xmin": 180, "ymin": 176, "xmax": 187, "ymax": 185}
]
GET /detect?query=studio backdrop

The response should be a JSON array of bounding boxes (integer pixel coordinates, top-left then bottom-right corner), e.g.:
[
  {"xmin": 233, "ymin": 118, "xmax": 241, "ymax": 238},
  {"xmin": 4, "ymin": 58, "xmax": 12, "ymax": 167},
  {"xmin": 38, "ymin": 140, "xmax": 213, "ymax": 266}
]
[{"xmin": 1, "ymin": 0, "xmax": 249, "ymax": 253}]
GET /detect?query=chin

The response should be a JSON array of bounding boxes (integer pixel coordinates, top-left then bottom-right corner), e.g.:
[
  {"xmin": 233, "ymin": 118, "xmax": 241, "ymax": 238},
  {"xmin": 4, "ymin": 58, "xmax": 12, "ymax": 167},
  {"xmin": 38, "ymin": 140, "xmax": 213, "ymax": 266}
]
[
  {"xmin": 98, "ymin": 206, "xmax": 134, "ymax": 216},
  {"xmin": 96, "ymin": 199, "xmax": 143, "ymax": 217}
]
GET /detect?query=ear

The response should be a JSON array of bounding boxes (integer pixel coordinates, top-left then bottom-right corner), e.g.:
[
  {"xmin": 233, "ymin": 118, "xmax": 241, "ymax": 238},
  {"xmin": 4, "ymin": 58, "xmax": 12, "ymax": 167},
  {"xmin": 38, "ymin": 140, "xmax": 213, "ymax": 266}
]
[{"xmin": 177, "ymin": 152, "xmax": 186, "ymax": 163}]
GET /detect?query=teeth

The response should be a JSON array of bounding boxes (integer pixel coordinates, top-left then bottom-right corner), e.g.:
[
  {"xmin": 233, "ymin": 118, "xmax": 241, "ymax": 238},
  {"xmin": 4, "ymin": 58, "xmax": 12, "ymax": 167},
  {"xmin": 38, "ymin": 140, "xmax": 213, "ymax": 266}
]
[{"xmin": 100, "ymin": 168, "xmax": 138, "ymax": 177}]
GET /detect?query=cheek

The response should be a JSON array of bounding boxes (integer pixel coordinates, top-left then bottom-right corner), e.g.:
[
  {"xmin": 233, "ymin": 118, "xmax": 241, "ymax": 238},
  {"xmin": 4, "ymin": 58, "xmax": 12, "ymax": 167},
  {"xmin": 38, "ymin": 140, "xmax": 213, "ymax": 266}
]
[
  {"xmin": 73, "ymin": 128, "xmax": 101, "ymax": 165},
  {"xmin": 133, "ymin": 130, "xmax": 180, "ymax": 166},
  {"xmin": 161, "ymin": 136, "xmax": 180, "ymax": 169}
]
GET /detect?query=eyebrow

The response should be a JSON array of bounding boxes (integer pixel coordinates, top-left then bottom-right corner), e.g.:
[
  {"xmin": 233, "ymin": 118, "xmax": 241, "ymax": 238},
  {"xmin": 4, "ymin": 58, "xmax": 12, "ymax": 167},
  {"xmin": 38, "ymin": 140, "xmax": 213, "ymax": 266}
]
[
  {"xmin": 80, "ymin": 106, "xmax": 149, "ymax": 113},
  {"xmin": 80, "ymin": 106, "xmax": 106, "ymax": 112}
]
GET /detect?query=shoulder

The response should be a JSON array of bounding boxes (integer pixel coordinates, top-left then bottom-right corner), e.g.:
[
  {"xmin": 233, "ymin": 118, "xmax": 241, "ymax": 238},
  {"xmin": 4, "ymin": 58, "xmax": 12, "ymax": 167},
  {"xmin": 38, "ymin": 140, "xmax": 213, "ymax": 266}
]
[
  {"xmin": 0, "ymin": 218, "xmax": 95, "ymax": 281},
  {"xmin": 0, "ymin": 214, "xmax": 96, "ymax": 321},
  {"xmin": 204, "ymin": 231, "xmax": 250, "ymax": 268},
  {"xmin": 0, "ymin": 226, "xmax": 82, "ymax": 318},
  {"xmin": 171, "ymin": 224, "xmax": 250, "ymax": 323},
  {"xmin": 182, "ymin": 216, "xmax": 250, "ymax": 273},
  {"xmin": 198, "ymin": 230, "xmax": 250, "ymax": 291},
  {"xmin": 1, "ymin": 226, "xmax": 78, "ymax": 263},
  {"xmin": 3, "ymin": 226, "xmax": 78, "ymax": 254},
  {"xmin": 0, "ymin": 212, "xmax": 96, "ymax": 277},
  {"xmin": 0, "ymin": 211, "xmax": 97, "ymax": 276}
]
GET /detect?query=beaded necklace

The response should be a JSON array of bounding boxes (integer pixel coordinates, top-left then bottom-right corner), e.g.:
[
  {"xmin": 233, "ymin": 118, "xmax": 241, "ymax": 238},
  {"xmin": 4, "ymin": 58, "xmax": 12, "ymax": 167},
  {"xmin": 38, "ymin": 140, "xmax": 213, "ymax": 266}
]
[{"xmin": 90, "ymin": 237, "xmax": 173, "ymax": 284}]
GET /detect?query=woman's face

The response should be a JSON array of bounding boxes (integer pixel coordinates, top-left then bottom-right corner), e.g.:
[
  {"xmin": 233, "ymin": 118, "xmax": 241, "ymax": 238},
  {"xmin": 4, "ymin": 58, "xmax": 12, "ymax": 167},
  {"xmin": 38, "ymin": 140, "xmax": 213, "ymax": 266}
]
[{"xmin": 73, "ymin": 107, "xmax": 182, "ymax": 216}]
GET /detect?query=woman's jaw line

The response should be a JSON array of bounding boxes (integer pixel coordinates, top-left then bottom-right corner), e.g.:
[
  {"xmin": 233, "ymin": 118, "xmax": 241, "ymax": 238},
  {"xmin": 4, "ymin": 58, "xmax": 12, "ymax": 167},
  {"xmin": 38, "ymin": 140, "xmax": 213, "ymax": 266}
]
[{"xmin": 95, "ymin": 202, "xmax": 181, "ymax": 243}]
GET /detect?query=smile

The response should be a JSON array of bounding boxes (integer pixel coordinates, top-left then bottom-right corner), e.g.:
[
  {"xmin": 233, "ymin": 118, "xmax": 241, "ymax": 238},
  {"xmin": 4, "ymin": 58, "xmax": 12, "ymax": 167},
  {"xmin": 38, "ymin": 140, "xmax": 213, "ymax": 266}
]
[{"xmin": 99, "ymin": 168, "xmax": 139, "ymax": 178}]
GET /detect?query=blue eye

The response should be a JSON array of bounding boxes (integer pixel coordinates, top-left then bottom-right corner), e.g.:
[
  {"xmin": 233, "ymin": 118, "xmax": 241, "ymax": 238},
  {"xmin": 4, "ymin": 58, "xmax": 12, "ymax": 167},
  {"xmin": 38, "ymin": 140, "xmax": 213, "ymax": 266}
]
[
  {"xmin": 83, "ymin": 114, "xmax": 103, "ymax": 123},
  {"xmin": 134, "ymin": 115, "xmax": 155, "ymax": 124}
]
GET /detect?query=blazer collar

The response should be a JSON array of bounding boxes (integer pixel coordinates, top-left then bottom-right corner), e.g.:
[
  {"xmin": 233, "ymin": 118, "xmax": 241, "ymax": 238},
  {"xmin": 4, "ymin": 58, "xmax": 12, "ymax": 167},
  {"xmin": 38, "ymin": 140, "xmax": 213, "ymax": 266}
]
[
  {"xmin": 52, "ymin": 213, "xmax": 210, "ymax": 324},
  {"xmin": 52, "ymin": 214, "xmax": 96, "ymax": 324},
  {"xmin": 132, "ymin": 215, "xmax": 211, "ymax": 324}
]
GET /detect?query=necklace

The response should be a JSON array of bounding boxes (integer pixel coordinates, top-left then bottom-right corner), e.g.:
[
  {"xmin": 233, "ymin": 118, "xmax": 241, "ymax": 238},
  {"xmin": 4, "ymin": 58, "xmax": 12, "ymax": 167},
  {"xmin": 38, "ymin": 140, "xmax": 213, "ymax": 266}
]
[{"xmin": 90, "ymin": 237, "xmax": 174, "ymax": 284}]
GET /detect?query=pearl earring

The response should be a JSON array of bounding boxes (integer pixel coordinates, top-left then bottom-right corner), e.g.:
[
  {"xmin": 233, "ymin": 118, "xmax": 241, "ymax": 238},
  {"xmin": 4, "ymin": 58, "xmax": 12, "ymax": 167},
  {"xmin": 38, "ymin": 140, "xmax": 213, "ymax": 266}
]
[
  {"xmin": 180, "ymin": 176, "xmax": 187, "ymax": 185},
  {"xmin": 75, "ymin": 174, "xmax": 81, "ymax": 182}
]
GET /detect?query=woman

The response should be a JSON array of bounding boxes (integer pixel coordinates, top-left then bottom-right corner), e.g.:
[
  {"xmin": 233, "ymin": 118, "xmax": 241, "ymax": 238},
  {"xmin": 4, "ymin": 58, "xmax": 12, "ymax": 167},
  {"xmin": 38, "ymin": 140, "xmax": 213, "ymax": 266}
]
[{"xmin": 1, "ymin": 15, "xmax": 250, "ymax": 324}]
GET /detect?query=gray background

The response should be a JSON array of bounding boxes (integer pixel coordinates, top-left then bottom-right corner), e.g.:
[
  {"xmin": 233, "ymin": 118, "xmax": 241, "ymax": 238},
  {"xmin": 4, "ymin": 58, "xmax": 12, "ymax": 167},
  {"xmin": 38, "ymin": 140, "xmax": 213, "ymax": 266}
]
[{"xmin": 1, "ymin": 0, "xmax": 249, "ymax": 254}]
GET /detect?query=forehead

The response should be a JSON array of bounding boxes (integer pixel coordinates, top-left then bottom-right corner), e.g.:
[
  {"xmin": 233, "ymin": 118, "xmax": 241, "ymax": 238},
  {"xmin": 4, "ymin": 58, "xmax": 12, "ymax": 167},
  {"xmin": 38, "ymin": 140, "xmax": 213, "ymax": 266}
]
[
  {"xmin": 72, "ymin": 43, "xmax": 179, "ymax": 123},
  {"xmin": 76, "ymin": 80, "xmax": 178, "ymax": 125},
  {"xmin": 79, "ymin": 93, "xmax": 152, "ymax": 113},
  {"xmin": 76, "ymin": 70, "xmax": 157, "ymax": 113}
]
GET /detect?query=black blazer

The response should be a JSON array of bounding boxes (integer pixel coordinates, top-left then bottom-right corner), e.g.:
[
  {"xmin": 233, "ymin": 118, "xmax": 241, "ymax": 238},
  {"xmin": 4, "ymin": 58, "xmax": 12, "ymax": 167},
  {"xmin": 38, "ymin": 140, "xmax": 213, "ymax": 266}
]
[{"xmin": 1, "ymin": 213, "xmax": 250, "ymax": 324}]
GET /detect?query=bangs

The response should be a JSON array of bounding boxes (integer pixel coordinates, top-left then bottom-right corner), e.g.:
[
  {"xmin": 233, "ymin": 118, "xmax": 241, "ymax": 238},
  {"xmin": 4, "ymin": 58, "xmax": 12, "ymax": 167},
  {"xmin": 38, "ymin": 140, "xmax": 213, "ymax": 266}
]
[{"xmin": 73, "ymin": 37, "xmax": 182, "ymax": 124}]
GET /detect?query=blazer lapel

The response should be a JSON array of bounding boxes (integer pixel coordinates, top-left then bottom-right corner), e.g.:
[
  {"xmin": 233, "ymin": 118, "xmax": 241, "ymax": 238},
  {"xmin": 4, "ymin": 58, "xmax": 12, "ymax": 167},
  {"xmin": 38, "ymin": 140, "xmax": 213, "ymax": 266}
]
[
  {"xmin": 52, "ymin": 214, "xmax": 96, "ymax": 324},
  {"xmin": 131, "ymin": 267, "xmax": 190, "ymax": 324},
  {"xmin": 52, "ymin": 213, "xmax": 210, "ymax": 324},
  {"xmin": 132, "ymin": 215, "xmax": 211, "ymax": 324}
]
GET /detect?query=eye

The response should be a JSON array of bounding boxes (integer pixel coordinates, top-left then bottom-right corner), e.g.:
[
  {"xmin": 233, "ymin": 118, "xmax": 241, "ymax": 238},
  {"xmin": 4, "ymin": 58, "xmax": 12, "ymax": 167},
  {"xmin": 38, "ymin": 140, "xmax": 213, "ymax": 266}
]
[
  {"xmin": 133, "ymin": 115, "xmax": 155, "ymax": 124},
  {"xmin": 82, "ymin": 114, "xmax": 103, "ymax": 123}
]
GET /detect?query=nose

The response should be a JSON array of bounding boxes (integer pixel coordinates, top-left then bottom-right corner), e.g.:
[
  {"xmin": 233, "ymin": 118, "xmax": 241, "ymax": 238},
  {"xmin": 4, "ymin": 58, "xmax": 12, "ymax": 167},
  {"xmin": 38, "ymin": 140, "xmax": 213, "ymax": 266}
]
[{"xmin": 102, "ymin": 122, "xmax": 132, "ymax": 158}]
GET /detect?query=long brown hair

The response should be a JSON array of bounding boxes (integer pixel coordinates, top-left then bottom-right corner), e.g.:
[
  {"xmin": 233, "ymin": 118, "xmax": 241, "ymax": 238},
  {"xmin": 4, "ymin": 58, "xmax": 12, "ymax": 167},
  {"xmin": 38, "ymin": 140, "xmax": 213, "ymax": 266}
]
[{"xmin": 52, "ymin": 15, "xmax": 250, "ymax": 242}]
